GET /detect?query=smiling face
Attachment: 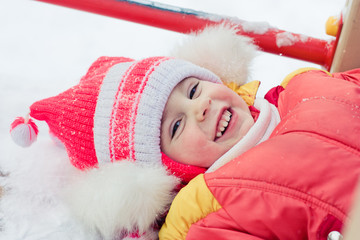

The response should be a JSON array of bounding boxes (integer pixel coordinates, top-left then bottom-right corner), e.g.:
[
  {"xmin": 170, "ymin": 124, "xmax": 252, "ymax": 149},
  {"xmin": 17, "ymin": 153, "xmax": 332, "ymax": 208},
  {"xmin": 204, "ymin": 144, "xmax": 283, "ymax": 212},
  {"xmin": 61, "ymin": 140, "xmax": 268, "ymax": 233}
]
[{"xmin": 161, "ymin": 77, "xmax": 255, "ymax": 168}]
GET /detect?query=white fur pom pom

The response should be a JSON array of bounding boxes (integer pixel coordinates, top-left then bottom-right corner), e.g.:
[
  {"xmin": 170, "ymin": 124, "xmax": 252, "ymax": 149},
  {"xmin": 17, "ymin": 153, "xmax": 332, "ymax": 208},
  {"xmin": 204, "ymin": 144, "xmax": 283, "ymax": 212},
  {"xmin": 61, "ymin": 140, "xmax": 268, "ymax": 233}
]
[
  {"xmin": 171, "ymin": 23, "xmax": 258, "ymax": 85},
  {"xmin": 63, "ymin": 161, "xmax": 179, "ymax": 240},
  {"xmin": 10, "ymin": 116, "xmax": 38, "ymax": 147}
]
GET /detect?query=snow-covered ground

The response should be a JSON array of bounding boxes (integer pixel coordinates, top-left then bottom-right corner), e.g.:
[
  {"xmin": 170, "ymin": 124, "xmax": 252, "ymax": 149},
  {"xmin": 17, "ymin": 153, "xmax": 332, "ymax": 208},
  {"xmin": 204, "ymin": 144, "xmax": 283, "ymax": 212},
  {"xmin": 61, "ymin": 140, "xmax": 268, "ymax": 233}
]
[{"xmin": 0, "ymin": 0, "xmax": 346, "ymax": 238}]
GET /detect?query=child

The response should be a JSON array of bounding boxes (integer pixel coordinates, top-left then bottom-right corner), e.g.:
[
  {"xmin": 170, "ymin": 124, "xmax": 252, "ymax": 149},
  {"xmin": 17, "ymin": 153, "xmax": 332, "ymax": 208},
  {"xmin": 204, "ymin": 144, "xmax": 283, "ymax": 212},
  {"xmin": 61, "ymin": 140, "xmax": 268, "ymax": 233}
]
[
  {"xmin": 5, "ymin": 25, "xmax": 360, "ymax": 240},
  {"xmin": 159, "ymin": 66, "xmax": 360, "ymax": 240},
  {"xmin": 159, "ymin": 37, "xmax": 360, "ymax": 240}
]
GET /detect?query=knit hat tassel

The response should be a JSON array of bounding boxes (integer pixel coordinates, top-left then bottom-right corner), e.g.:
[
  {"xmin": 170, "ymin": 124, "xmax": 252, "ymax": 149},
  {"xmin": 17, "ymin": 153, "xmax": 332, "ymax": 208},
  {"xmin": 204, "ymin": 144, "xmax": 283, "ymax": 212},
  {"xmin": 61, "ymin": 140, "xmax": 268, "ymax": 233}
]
[{"xmin": 10, "ymin": 114, "xmax": 39, "ymax": 147}]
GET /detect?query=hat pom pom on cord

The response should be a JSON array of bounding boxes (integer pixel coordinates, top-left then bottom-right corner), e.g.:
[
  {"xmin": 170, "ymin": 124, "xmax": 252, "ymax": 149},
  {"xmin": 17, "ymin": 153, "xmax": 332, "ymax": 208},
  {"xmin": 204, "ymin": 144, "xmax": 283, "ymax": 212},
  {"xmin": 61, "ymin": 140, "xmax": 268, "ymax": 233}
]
[{"xmin": 10, "ymin": 115, "xmax": 39, "ymax": 147}]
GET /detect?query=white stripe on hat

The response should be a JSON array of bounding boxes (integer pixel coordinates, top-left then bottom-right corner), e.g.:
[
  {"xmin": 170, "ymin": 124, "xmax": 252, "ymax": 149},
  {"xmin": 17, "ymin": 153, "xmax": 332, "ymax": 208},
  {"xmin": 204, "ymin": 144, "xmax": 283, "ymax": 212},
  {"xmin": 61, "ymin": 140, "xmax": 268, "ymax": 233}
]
[
  {"xmin": 93, "ymin": 61, "xmax": 134, "ymax": 164},
  {"xmin": 127, "ymin": 58, "xmax": 168, "ymax": 162}
]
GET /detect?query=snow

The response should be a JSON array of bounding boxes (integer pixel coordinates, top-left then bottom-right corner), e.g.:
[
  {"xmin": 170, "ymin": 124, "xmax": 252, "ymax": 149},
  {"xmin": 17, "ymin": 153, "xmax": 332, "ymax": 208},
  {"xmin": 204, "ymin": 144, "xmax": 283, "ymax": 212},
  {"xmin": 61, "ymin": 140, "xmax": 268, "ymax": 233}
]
[
  {"xmin": 0, "ymin": 0, "xmax": 346, "ymax": 238},
  {"xmin": 276, "ymin": 31, "xmax": 308, "ymax": 47},
  {"xmin": 240, "ymin": 20, "xmax": 273, "ymax": 34}
]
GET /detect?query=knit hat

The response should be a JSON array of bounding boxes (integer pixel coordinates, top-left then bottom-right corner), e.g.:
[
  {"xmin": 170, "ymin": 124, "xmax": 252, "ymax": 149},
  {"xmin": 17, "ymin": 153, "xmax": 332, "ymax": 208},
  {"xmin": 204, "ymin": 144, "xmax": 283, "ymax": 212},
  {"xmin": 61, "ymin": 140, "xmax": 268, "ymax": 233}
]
[{"xmin": 11, "ymin": 56, "xmax": 221, "ymax": 182}]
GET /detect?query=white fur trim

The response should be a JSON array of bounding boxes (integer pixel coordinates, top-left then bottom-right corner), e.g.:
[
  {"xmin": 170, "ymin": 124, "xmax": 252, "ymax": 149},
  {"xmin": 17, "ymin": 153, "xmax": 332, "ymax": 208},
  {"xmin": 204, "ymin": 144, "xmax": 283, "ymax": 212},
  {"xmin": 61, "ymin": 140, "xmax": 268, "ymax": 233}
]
[
  {"xmin": 170, "ymin": 23, "xmax": 258, "ymax": 85},
  {"xmin": 207, "ymin": 98, "xmax": 280, "ymax": 172},
  {"xmin": 63, "ymin": 161, "xmax": 179, "ymax": 240}
]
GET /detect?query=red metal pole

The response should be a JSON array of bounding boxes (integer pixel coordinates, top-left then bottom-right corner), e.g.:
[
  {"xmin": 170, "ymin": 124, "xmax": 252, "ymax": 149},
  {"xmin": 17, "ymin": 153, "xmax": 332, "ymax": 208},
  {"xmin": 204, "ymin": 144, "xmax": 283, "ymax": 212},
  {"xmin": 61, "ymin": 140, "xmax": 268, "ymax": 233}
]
[{"xmin": 35, "ymin": 0, "xmax": 337, "ymax": 70}]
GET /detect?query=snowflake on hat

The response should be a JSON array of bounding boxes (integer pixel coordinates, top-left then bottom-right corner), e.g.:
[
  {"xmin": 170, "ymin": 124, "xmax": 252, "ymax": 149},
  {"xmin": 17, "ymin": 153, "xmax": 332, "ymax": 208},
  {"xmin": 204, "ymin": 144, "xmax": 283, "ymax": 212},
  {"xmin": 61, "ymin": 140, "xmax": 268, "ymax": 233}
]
[{"xmin": 9, "ymin": 24, "xmax": 257, "ymax": 239}]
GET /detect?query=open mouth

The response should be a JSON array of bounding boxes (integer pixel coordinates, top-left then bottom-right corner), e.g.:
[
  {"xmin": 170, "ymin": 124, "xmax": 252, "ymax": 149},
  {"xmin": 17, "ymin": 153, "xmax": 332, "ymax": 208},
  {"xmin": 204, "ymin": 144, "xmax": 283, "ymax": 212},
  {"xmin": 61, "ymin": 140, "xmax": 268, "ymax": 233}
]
[{"xmin": 215, "ymin": 109, "xmax": 232, "ymax": 140}]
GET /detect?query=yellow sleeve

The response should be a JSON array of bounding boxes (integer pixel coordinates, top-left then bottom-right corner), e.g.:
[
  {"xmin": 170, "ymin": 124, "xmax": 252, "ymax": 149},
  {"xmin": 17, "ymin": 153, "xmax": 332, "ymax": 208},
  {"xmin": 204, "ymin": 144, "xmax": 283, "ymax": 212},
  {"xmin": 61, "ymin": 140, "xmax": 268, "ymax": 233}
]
[
  {"xmin": 280, "ymin": 67, "xmax": 332, "ymax": 88},
  {"xmin": 159, "ymin": 174, "xmax": 222, "ymax": 240}
]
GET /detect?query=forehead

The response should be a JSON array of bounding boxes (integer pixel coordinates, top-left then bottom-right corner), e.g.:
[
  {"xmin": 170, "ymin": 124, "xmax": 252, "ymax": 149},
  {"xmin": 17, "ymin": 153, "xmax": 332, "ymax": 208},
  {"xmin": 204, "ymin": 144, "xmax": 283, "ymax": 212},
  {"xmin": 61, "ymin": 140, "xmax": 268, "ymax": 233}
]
[
  {"xmin": 174, "ymin": 77, "xmax": 196, "ymax": 91},
  {"xmin": 168, "ymin": 77, "xmax": 200, "ymax": 101}
]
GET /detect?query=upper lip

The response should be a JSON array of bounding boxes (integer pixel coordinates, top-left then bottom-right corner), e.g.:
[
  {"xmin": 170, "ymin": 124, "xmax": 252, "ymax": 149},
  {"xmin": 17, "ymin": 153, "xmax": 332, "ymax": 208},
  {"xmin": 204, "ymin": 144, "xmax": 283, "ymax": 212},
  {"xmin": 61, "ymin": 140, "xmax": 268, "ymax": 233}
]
[{"xmin": 214, "ymin": 107, "xmax": 230, "ymax": 141}]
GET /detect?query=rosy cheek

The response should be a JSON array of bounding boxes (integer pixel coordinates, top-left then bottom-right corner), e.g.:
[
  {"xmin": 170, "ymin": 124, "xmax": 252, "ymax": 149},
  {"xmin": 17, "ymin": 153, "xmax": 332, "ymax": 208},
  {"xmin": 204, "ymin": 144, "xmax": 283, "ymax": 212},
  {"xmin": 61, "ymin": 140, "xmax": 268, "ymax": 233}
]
[
  {"xmin": 176, "ymin": 133, "xmax": 203, "ymax": 157},
  {"xmin": 181, "ymin": 135, "xmax": 205, "ymax": 155},
  {"xmin": 179, "ymin": 135, "xmax": 221, "ymax": 167}
]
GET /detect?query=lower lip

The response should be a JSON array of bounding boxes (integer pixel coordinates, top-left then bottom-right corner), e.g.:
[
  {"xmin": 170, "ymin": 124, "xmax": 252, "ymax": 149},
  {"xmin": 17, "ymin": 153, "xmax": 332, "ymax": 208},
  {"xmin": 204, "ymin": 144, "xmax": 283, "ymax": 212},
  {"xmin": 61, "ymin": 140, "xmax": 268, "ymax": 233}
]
[{"xmin": 216, "ymin": 109, "xmax": 237, "ymax": 142}]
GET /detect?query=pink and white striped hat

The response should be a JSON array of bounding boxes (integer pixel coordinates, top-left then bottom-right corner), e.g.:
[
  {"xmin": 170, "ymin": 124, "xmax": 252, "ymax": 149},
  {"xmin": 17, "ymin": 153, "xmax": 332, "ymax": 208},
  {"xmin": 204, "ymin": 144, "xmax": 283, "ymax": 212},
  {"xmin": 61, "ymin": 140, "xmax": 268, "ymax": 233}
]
[{"xmin": 17, "ymin": 56, "xmax": 221, "ymax": 183}]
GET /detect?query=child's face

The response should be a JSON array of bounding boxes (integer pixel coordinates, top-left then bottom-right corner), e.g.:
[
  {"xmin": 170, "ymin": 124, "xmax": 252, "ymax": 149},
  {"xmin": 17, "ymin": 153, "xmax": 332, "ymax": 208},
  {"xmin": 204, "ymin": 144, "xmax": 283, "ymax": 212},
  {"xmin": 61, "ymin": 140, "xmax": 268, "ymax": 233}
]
[{"xmin": 161, "ymin": 77, "xmax": 254, "ymax": 168}]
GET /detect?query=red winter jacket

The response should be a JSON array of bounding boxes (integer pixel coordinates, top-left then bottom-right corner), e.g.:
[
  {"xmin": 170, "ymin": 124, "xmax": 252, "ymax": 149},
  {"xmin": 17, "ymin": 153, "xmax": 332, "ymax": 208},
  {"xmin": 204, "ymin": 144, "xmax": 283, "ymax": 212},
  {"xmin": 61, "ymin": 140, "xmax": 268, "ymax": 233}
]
[{"xmin": 159, "ymin": 68, "xmax": 360, "ymax": 240}]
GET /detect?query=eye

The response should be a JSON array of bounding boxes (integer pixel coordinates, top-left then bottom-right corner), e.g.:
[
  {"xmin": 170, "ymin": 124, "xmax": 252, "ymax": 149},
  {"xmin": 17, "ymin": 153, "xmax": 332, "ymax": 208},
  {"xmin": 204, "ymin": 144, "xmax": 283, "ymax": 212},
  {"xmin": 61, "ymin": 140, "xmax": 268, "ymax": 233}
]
[
  {"xmin": 172, "ymin": 120, "xmax": 181, "ymax": 138},
  {"xmin": 189, "ymin": 82, "xmax": 199, "ymax": 99}
]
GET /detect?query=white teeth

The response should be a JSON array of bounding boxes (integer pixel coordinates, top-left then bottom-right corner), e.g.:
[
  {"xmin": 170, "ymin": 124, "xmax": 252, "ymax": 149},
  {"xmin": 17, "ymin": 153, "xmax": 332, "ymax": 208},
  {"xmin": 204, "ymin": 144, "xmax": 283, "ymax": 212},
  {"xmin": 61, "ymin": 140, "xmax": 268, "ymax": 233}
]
[
  {"xmin": 220, "ymin": 120, "xmax": 228, "ymax": 127},
  {"xmin": 215, "ymin": 110, "xmax": 232, "ymax": 138}
]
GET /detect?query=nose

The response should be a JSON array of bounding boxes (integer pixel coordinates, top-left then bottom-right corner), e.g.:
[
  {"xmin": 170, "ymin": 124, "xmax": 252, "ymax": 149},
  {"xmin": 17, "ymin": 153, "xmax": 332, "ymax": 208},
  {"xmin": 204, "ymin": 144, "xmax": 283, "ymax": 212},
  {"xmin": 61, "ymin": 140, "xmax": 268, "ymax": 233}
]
[{"xmin": 193, "ymin": 97, "xmax": 211, "ymax": 121}]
